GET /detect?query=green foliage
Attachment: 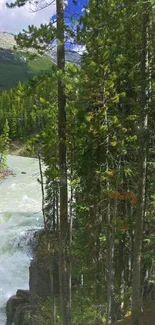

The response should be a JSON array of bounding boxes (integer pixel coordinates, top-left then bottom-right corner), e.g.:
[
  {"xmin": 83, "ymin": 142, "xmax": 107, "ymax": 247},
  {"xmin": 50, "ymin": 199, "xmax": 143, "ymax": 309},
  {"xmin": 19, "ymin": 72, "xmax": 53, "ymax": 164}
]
[
  {"xmin": 0, "ymin": 68, "xmax": 57, "ymax": 141},
  {"xmin": 0, "ymin": 48, "xmax": 54, "ymax": 92},
  {"xmin": 3, "ymin": 0, "xmax": 155, "ymax": 324},
  {"xmin": 0, "ymin": 119, "xmax": 10, "ymax": 169}
]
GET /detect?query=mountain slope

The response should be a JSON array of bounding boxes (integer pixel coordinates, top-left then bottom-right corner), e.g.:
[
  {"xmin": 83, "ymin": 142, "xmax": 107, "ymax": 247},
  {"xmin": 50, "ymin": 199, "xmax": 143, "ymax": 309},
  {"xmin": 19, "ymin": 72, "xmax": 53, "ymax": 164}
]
[
  {"xmin": 0, "ymin": 32, "xmax": 54, "ymax": 92},
  {"xmin": 0, "ymin": 32, "xmax": 81, "ymax": 92}
]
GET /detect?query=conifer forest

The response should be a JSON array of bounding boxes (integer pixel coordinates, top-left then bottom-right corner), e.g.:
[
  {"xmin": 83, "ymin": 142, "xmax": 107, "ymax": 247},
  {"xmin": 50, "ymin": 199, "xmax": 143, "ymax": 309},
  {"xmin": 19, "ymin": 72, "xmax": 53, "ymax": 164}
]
[{"xmin": 1, "ymin": 1, "xmax": 155, "ymax": 325}]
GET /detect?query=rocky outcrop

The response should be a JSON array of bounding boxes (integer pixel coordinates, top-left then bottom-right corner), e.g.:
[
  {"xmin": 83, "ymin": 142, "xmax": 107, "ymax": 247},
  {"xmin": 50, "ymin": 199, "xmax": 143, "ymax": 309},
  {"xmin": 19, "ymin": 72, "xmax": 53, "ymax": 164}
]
[
  {"xmin": 7, "ymin": 300, "xmax": 42, "ymax": 325},
  {"xmin": 6, "ymin": 290, "xmax": 30, "ymax": 325},
  {"xmin": 29, "ymin": 258, "xmax": 52, "ymax": 304},
  {"xmin": 6, "ymin": 230, "xmax": 58, "ymax": 325},
  {"xmin": 29, "ymin": 230, "xmax": 59, "ymax": 304},
  {"xmin": 13, "ymin": 304, "xmax": 39, "ymax": 325},
  {"xmin": 16, "ymin": 290, "xmax": 30, "ymax": 301}
]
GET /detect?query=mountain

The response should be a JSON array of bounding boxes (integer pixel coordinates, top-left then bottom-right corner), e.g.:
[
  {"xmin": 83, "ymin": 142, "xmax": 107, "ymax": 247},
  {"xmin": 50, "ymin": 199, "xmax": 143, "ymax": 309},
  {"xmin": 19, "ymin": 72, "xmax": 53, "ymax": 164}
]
[
  {"xmin": 0, "ymin": 32, "xmax": 81, "ymax": 92},
  {"xmin": 0, "ymin": 32, "xmax": 54, "ymax": 92},
  {"xmin": 48, "ymin": 46, "xmax": 81, "ymax": 65}
]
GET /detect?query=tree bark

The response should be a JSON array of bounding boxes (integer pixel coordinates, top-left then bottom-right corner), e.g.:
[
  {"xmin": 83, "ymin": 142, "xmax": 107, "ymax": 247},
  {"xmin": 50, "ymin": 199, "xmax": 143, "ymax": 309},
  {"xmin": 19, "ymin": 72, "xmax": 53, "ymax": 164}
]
[
  {"xmin": 131, "ymin": 5, "xmax": 150, "ymax": 325},
  {"xmin": 105, "ymin": 113, "xmax": 116, "ymax": 325},
  {"xmin": 38, "ymin": 152, "xmax": 46, "ymax": 229},
  {"xmin": 106, "ymin": 202, "xmax": 115, "ymax": 325},
  {"xmin": 56, "ymin": 0, "xmax": 71, "ymax": 324}
]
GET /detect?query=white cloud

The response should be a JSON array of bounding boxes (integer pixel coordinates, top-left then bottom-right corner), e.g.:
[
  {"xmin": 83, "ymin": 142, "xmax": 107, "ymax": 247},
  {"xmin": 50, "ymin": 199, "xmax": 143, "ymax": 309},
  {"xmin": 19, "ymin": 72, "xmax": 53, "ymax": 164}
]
[{"xmin": 0, "ymin": 0, "xmax": 56, "ymax": 34}]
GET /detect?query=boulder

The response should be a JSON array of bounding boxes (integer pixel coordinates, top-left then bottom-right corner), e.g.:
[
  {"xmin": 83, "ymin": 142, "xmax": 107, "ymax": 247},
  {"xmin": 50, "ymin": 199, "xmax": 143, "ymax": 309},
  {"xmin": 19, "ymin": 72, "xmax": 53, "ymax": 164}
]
[
  {"xmin": 29, "ymin": 259, "xmax": 51, "ymax": 304},
  {"xmin": 13, "ymin": 304, "xmax": 39, "ymax": 325},
  {"xmin": 6, "ymin": 231, "xmax": 59, "ymax": 324},
  {"xmin": 29, "ymin": 230, "xmax": 59, "ymax": 304},
  {"xmin": 16, "ymin": 290, "xmax": 30, "ymax": 302},
  {"xmin": 6, "ymin": 295, "xmax": 25, "ymax": 325}
]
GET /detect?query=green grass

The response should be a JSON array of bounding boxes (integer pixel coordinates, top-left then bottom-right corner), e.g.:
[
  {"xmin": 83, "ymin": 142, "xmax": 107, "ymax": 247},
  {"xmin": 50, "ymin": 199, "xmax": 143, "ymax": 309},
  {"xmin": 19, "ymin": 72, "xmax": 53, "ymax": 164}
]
[{"xmin": 0, "ymin": 48, "xmax": 54, "ymax": 92}]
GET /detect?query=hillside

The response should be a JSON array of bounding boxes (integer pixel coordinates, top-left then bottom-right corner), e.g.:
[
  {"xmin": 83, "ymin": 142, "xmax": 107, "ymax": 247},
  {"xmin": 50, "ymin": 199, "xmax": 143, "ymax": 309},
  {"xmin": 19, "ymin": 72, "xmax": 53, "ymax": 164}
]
[
  {"xmin": 0, "ymin": 32, "xmax": 81, "ymax": 92},
  {"xmin": 0, "ymin": 32, "xmax": 54, "ymax": 92}
]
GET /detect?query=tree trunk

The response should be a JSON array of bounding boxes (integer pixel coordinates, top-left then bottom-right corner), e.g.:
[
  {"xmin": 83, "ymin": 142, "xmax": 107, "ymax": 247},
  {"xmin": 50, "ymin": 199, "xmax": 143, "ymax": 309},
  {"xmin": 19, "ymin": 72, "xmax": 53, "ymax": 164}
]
[
  {"xmin": 56, "ymin": 0, "xmax": 71, "ymax": 324},
  {"xmin": 38, "ymin": 152, "xmax": 46, "ymax": 229},
  {"xmin": 105, "ymin": 113, "xmax": 116, "ymax": 325},
  {"xmin": 131, "ymin": 5, "xmax": 150, "ymax": 325},
  {"xmin": 49, "ymin": 247, "xmax": 57, "ymax": 325},
  {"xmin": 69, "ymin": 144, "xmax": 73, "ymax": 312},
  {"xmin": 106, "ymin": 202, "xmax": 115, "ymax": 325}
]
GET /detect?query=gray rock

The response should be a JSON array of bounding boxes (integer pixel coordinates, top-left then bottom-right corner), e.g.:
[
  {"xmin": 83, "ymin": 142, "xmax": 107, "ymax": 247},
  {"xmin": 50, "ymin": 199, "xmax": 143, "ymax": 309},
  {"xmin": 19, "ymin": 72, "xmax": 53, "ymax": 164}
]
[
  {"xmin": 13, "ymin": 304, "xmax": 38, "ymax": 325},
  {"xmin": 16, "ymin": 290, "xmax": 30, "ymax": 302},
  {"xmin": 29, "ymin": 231, "xmax": 59, "ymax": 304},
  {"xmin": 6, "ymin": 295, "xmax": 25, "ymax": 325}
]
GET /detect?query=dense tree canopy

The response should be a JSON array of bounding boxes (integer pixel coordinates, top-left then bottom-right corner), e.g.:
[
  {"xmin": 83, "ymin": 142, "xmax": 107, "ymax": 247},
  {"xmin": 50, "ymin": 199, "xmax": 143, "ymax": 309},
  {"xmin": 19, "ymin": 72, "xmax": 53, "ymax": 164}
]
[{"xmin": 1, "ymin": 0, "xmax": 155, "ymax": 324}]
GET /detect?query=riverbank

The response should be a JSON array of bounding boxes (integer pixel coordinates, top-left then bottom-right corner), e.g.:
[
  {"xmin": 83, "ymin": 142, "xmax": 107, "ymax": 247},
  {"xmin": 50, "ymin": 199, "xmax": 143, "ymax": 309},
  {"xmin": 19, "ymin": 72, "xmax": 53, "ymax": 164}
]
[
  {"xmin": 0, "ymin": 141, "xmax": 31, "ymax": 180},
  {"xmin": 0, "ymin": 141, "xmax": 36, "ymax": 180},
  {"xmin": 0, "ymin": 168, "xmax": 13, "ymax": 179},
  {"xmin": 9, "ymin": 141, "xmax": 32, "ymax": 157}
]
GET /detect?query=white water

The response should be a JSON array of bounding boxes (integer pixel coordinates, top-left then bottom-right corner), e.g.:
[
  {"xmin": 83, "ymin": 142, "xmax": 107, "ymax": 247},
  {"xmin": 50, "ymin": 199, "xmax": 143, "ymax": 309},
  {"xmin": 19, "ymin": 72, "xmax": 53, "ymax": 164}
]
[{"xmin": 0, "ymin": 155, "xmax": 42, "ymax": 324}]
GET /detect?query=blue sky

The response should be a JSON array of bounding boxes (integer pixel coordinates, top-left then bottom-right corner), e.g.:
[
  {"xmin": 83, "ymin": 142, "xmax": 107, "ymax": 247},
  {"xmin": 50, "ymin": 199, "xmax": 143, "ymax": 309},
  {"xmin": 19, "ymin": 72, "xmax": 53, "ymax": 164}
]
[
  {"xmin": 50, "ymin": 0, "xmax": 88, "ymax": 51},
  {"xmin": 64, "ymin": 0, "xmax": 88, "ymax": 21},
  {"xmin": 0, "ymin": 0, "xmax": 88, "ymax": 34},
  {"xmin": 51, "ymin": 0, "xmax": 88, "ymax": 21}
]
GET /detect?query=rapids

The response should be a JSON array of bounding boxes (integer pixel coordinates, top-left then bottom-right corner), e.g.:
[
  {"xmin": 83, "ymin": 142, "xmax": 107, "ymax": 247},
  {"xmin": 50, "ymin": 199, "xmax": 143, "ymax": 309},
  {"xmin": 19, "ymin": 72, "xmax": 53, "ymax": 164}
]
[{"xmin": 0, "ymin": 155, "xmax": 42, "ymax": 324}]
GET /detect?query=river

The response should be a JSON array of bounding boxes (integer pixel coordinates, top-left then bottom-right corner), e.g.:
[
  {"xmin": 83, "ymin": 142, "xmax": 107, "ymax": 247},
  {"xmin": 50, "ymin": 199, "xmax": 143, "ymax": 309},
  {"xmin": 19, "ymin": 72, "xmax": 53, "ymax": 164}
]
[{"xmin": 0, "ymin": 155, "xmax": 42, "ymax": 324}]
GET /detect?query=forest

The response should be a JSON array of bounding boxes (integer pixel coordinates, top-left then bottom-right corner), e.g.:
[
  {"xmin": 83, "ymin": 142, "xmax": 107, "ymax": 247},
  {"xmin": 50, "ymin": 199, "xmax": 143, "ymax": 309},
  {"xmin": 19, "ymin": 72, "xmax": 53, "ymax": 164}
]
[{"xmin": 1, "ymin": 0, "xmax": 155, "ymax": 325}]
